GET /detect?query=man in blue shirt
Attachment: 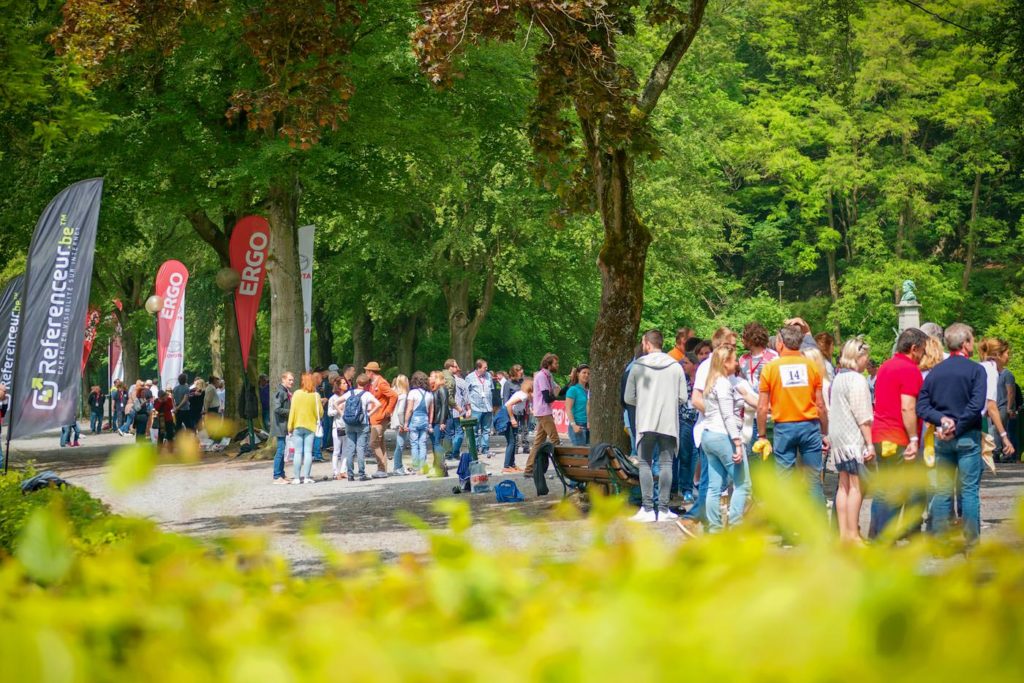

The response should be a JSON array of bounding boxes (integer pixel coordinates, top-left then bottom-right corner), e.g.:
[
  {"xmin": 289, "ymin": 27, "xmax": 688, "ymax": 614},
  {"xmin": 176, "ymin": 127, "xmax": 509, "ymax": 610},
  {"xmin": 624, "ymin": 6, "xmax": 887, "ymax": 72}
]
[
  {"xmin": 916, "ymin": 323, "xmax": 987, "ymax": 542},
  {"xmin": 467, "ymin": 359, "xmax": 494, "ymax": 457}
]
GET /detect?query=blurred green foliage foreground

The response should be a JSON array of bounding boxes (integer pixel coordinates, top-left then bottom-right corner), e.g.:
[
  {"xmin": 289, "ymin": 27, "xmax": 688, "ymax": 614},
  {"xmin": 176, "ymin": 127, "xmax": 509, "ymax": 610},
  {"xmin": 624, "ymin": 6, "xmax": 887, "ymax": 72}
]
[{"xmin": 2, "ymin": 461, "xmax": 1024, "ymax": 683}]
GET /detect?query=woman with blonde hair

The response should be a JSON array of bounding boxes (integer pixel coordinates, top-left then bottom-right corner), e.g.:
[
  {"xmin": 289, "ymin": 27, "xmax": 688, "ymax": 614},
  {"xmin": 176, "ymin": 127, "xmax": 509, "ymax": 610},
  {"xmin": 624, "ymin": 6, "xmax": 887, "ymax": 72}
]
[
  {"xmin": 979, "ymin": 338, "xmax": 1016, "ymax": 461},
  {"xmin": 919, "ymin": 336, "xmax": 945, "ymax": 375},
  {"xmin": 828, "ymin": 338, "xmax": 874, "ymax": 542},
  {"xmin": 701, "ymin": 346, "xmax": 754, "ymax": 532},
  {"xmin": 390, "ymin": 374, "xmax": 411, "ymax": 475},
  {"xmin": 287, "ymin": 372, "xmax": 323, "ymax": 484}
]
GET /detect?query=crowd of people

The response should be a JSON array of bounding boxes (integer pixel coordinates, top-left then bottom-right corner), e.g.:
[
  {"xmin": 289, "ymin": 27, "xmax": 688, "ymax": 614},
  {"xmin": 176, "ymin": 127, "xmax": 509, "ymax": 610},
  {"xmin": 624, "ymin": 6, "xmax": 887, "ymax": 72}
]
[
  {"xmin": 621, "ymin": 319, "xmax": 1017, "ymax": 546},
  {"xmin": 20, "ymin": 311, "xmax": 1018, "ymax": 546},
  {"xmin": 264, "ymin": 355, "xmax": 590, "ymax": 485},
  {"xmin": 70, "ymin": 374, "xmax": 227, "ymax": 450}
]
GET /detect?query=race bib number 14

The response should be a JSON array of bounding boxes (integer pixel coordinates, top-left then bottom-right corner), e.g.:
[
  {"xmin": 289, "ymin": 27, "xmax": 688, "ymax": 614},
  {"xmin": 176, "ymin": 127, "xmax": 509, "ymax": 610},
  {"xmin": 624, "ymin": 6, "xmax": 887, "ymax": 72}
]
[{"xmin": 780, "ymin": 364, "xmax": 809, "ymax": 388}]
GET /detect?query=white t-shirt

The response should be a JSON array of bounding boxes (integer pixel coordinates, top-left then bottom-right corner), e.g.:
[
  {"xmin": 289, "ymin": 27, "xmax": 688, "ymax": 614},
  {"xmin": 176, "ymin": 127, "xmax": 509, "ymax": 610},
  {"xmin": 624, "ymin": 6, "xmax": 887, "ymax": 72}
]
[
  {"xmin": 692, "ymin": 359, "xmax": 711, "ymax": 448},
  {"xmin": 981, "ymin": 360, "xmax": 998, "ymax": 416},
  {"xmin": 405, "ymin": 388, "xmax": 433, "ymax": 421},
  {"xmin": 506, "ymin": 390, "xmax": 529, "ymax": 417}
]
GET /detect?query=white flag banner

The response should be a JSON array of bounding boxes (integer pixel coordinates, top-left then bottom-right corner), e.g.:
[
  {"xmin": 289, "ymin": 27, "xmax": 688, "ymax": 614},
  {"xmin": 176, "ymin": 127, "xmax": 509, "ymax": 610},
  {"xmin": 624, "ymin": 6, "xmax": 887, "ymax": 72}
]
[
  {"xmin": 298, "ymin": 224, "xmax": 315, "ymax": 371},
  {"xmin": 109, "ymin": 337, "xmax": 124, "ymax": 386},
  {"xmin": 160, "ymin": 291, "xmax": 186, "ymax": 390}
]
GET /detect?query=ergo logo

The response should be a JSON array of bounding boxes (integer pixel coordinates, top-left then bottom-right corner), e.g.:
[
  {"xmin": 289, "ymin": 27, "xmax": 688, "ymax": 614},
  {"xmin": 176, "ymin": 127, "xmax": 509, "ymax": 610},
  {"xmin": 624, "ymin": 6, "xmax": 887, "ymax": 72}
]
[{"xmin": 239, "ymin": 231, "xmax": 268, "ymax": 296}]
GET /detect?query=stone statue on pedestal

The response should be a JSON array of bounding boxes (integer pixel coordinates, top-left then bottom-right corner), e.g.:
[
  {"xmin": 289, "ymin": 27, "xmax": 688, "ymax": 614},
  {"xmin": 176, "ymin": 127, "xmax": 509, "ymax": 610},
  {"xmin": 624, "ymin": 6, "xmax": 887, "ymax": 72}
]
[
  {"xmin": 899, "ymin": 280, "xmax": 918, "ymax": 304},
  {"xmin": 896, "ymin": 279, "xmax": 921, "ymax": 332}
]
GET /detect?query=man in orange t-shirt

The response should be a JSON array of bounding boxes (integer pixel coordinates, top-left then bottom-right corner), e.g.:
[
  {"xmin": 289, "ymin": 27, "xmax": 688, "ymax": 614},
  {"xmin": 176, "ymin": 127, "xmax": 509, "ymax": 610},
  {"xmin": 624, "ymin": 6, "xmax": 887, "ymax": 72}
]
[
  {"xmin": 756, "ymin": 324, "xmax": 829, "ymax": 507},
  {"xmin": 667, "ymin": 327, "xmax": 693, "ymax": 362},
  {"xmin": 365, "ymin": 362, "xmax": 397, "ymax": 478}
]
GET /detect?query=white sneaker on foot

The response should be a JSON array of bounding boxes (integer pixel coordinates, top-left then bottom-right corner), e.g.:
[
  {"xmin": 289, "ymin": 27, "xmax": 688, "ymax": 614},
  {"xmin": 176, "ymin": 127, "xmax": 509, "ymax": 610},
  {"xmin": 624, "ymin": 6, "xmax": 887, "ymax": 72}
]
[
  {"xmin": 291, "ymin": 478, "xmax": 302, "ymax": 485},
  {"xmin": 629, "ymin": 509, "xmax": 657, "ymax": 523},
  {"xmin": 658, "ymin": 509, "xmax": 679, "ymax": 522}
]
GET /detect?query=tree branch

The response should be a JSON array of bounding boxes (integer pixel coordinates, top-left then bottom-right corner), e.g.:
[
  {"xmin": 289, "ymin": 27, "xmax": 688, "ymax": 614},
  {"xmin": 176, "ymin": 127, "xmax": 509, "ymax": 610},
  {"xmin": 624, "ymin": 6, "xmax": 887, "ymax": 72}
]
[
  {"xmin": 637, "ymin": 0, "xmax": 709, "ymax": 116},
  {"xmin": 186, "ymin": 209, "xmax": 230, "ymax": 262}
]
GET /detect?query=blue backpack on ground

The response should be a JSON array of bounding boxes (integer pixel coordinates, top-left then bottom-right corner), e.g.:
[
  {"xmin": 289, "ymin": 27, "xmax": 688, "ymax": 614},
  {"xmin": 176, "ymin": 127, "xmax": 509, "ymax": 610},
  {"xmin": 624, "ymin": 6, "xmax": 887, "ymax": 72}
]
[
  {"xmin": 495, "ymin": 479, "xmax": 525, "ymax": 503},
  {"xmin": 342, "ymin": 390, "xmax": 366, "ymax": 426}
]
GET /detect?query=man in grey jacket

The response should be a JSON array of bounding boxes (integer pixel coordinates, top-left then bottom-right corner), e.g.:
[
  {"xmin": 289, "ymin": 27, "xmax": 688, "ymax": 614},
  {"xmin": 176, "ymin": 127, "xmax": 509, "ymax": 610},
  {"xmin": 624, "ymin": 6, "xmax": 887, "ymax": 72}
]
[
  {"xmin": 625, "ymin": 330, "xmax": 689, "ymax": 523},
  {"xmin": 271, "ymin": 372, "xmax": 294, "ymax": 483}
]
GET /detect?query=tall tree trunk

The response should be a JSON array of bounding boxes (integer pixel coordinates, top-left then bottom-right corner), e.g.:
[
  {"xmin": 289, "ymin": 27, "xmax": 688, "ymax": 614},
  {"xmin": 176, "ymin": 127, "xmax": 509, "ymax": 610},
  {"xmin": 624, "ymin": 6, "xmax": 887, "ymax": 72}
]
[
  {"xmin": 443, "ymin": 272, "xmax": 495, "ymax": 371},
  {"xmin": 588, "ymin": 148, "xmax": 651, "ymax": 450},
  {"xmin": 121, "ymin": 326, "xmax": 141, "ymax": 387},
  {"xmin": 352, "ymin": 311, "xmax": 374, "ymax": 371},
  {"xmin": 313, "ymin": 303, "xmax": 334, "ymax": 368},
  {"xmin": 826, "ymin": 192, "xmax": 841, "ymax": 344},
  {"xmin": 186, "ymin": 210, "xmax": 251, "ymax": 421},
  {"xmin": 221, "ymin": 299, "xmax": 242, "ymax": 420},
  {"xmin": 396, "ymin": 314, "xmax": 419, "ymax": 377},
  {"xmin": 266, "ymin": 179, "xmax": 304, "ymax": 383},
  {"xmin": 961, "ymin": 171, "xmax": 983, "ymax": 295},
  {"xmin": 209, "ymin": 318, "xmax": 223, "ymax": 378}
]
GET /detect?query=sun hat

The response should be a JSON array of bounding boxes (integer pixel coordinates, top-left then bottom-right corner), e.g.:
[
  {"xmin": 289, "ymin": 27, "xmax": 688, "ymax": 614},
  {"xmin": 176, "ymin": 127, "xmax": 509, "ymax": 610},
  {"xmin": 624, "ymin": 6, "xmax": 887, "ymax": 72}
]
[{"xmin": 364, "ymin": 361, "xmax": 382, "ymax": 373}]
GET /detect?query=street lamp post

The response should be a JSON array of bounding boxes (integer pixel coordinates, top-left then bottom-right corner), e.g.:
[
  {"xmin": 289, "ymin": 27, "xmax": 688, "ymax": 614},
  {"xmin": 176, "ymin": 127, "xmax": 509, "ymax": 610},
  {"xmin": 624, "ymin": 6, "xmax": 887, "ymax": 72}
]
[{"xmin": 777, "ymin": 280, "xmax": 784, "ymax": 306}]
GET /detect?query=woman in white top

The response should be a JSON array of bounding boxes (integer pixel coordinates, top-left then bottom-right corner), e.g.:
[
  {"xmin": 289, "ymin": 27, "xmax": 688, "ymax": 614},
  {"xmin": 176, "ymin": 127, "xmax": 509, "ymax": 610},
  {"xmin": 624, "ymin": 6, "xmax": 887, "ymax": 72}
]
[
  {"xmin": 390, "ymin": 375, "xmax": 410, "ymax": 475},
  {"xmin": 702, "ymin": 346, "xmax": 755, "ymax": 532},
  {"xmin": 327, "ymin": 376, "xmax": 351, "ymax": 479},
  {"xmin": 405, "ymin": 371, "xmax": 434, "ymax": 474},
  {"xmin": 979, "ymin": 338, "xmax": 1016, "ymax": 460},
  {"xmin": 501, "ymin": 378, "xmax": 533, "ymax": 472},
  {"xmin": 828, "ymin": 339, "xmax": 874, "ymax": 543}
]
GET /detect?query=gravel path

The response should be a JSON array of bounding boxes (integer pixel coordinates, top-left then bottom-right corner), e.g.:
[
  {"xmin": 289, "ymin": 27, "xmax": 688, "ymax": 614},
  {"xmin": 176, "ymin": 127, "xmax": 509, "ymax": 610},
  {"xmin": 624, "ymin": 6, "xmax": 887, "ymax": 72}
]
[{"xmin": 8, "ymin": 424, "xmax": 1024, "ymax": 573}]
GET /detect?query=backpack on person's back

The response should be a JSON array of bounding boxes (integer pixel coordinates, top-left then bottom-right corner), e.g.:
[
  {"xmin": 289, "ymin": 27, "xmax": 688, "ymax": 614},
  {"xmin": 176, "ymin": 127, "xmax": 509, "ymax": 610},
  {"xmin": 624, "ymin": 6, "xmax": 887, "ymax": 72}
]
[{"xmin": 342, "ymin": 389, "xmax": 367, "ymax": 426}]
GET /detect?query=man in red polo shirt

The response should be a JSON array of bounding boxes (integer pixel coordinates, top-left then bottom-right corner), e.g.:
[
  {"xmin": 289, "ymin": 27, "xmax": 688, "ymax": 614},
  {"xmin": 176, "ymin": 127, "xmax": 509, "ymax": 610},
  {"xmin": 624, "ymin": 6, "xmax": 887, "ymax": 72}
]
[{"xmin": 869, "ymin": 327, "xmax": 928, "ymax": 539}]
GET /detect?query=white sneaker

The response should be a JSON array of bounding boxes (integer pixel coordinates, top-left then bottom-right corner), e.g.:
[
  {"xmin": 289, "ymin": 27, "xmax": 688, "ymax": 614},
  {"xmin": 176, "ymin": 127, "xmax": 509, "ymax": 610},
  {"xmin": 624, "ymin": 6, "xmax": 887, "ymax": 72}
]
[
  {"xmin": 291, "ymin": 478, "xmax": 302, "ymax": 485},
  {"xmin": 629, "ymin": 509, "xmax": 657, "ymax": 523},
  {"xmin": 302, "ymin": 478, "xmax": 316, "ymax": 484},
  {"xmin": 658, "ymin": 509, "xmax": 679, "ymax": 522}
]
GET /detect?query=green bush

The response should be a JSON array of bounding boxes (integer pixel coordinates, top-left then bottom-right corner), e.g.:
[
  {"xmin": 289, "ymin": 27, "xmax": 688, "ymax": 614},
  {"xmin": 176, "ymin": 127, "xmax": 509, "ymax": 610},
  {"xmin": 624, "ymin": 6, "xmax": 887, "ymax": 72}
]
[
  {"xmin": 1, "ymin": 470, "xmax": 1023, "ymax": 682},
  {"xmin": 0, "ymin": 466, "xmax": 112, "ymax": 556}
]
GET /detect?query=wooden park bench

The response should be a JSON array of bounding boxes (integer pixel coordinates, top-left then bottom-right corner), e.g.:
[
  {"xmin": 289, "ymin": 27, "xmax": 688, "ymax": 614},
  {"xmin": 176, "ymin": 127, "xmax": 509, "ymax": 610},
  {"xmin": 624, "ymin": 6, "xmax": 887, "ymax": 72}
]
[{"xmin": 545, "ymin": 444, "xmax": 640, "ymax": 497}]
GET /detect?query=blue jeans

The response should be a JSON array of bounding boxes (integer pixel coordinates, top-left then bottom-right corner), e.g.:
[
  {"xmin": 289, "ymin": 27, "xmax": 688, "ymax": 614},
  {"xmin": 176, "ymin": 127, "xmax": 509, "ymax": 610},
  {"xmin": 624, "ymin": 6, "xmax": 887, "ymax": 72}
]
[
  {"xmin": 273, "ymin": 436, "xmax": 287, "ymax": 479},
  {"xmin": 90, "ymin": 410, "xmax": 103, "ymax": 433},
  {"xmin": 675, "ymin": 419, "xmax": 696, "ymax": 496},
  {"xmin": 568, "ymin": 425, "xmax": 590, "ymax": 446},
  {"xmin": 60, "ymin": 423, "xmax": 81, "ymax": 447},
  {"xmin": 321, "ymin": 413, "xmax": 333, "ymax": 451},
  {"xmin": 931, "ymin": 430, "xmax": 982, "ymax": 542},
  {"xmin": 292, "ymin": 427, "xmax": 315, "ymax": 479},
  {"xmin": 446, "ymin": 417, "xmax": 464, "ymax": 459},
  {"xmin": 393, "ymin": 429, "xmax": 407, "ymax": 470},
  {"xmin": 312, "ymin": 433, "xmax": 324, "ymax": 462},
  {"xmin": 703, "ymin": 431, "xmax": 752, "ymax": 532},
  {"xmin": 868, "ymin": 444, "xmax": 909, "ymax": 539},
  {"xmin": 625, "ymin": 407, "xmax": 637, "ymax": 455},
  {"xmin": 120, "ymin": 411, "xmax": 135, "ymax": 433},
  {"xmin": 345, "ymin": 423, "xmax": 369, "ymax": 478},
  {"xmin": 432, "ymin": 421, "xmax": 444, "ymax": 452},
  {"xmin": 472, "ymin": 410, "xmax": 492, "ymax": 454},
  {"xmin": 409, "ymin": 414, "xmax": 430, "ymax": 469},
  {"xmin": 503, "ymin": 424, "xmax": 519, "ymax": 468},
  {"xmin": 772, "ymin": 420, "xmax": 826, "ymax": 508},
  {"xmin": 684, "ymin": 447, "xmax": 709, "ymax": 522}
]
